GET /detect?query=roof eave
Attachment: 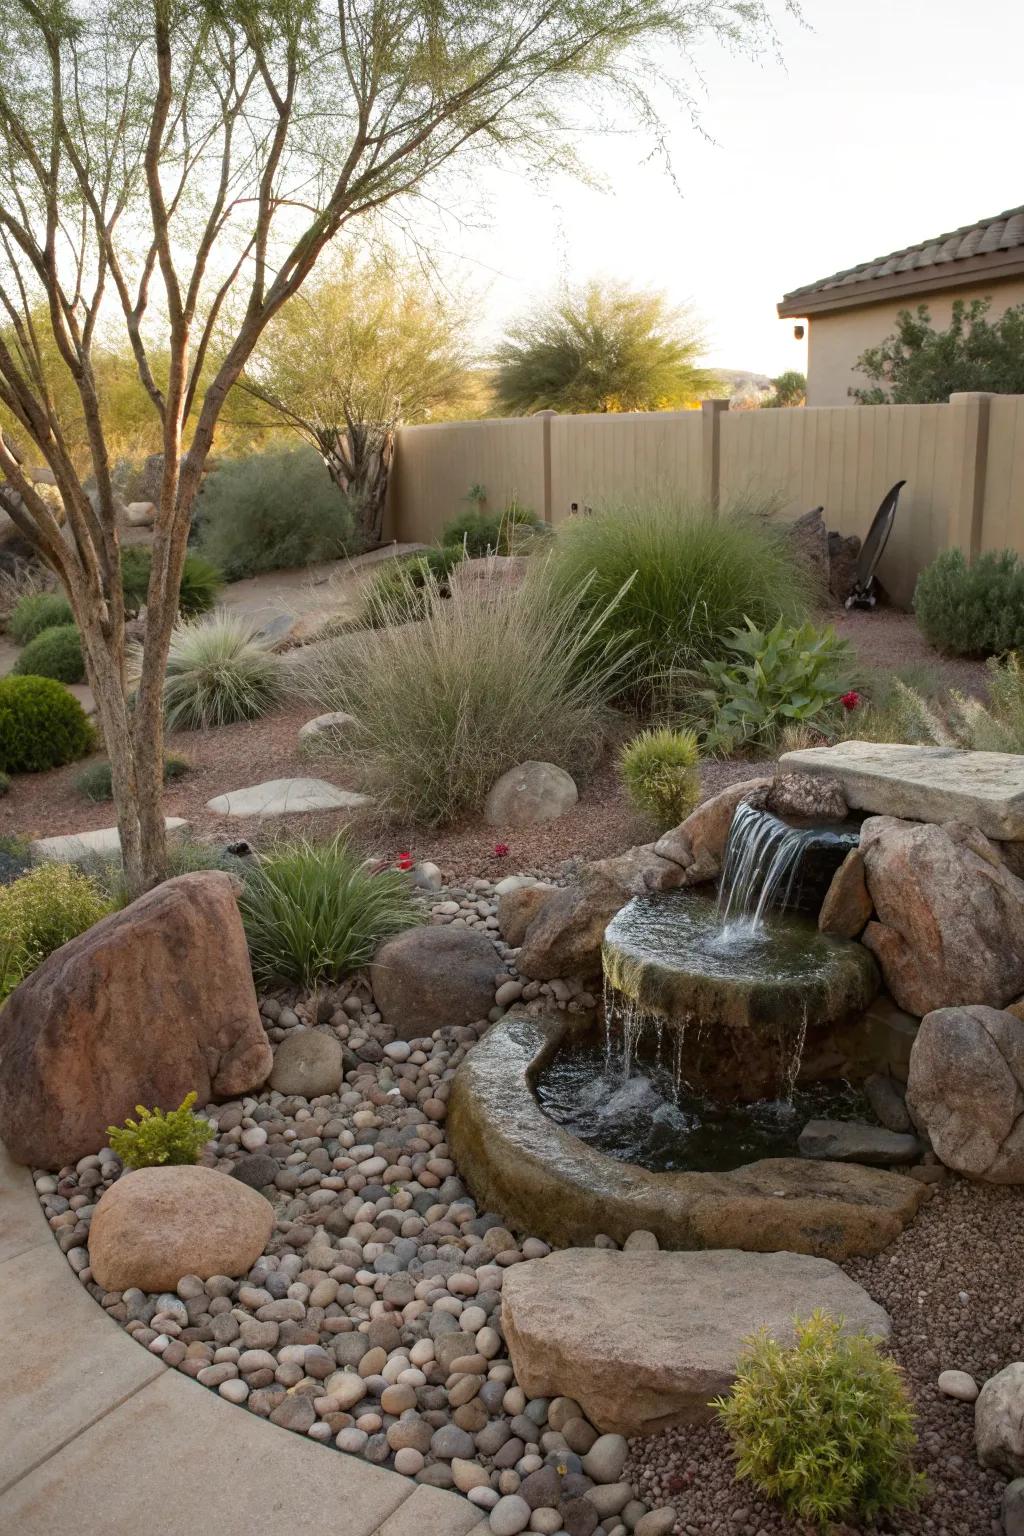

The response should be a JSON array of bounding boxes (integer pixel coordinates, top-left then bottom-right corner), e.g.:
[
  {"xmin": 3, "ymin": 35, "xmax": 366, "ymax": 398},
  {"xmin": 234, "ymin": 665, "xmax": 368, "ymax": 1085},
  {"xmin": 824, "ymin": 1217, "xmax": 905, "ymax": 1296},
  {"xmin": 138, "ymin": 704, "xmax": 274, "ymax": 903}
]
[{"xmin": 777, "ymin": 248, "xmax": 1024, "ymax": 319}]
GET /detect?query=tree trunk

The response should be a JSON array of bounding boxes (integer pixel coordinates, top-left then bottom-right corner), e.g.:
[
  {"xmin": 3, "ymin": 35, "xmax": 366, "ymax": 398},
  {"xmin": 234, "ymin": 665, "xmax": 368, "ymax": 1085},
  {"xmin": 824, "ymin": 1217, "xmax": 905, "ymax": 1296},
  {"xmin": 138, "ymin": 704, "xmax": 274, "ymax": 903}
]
[{"xmin": 324, "ymin": 422, "xmax": 395, "ymax": 549}]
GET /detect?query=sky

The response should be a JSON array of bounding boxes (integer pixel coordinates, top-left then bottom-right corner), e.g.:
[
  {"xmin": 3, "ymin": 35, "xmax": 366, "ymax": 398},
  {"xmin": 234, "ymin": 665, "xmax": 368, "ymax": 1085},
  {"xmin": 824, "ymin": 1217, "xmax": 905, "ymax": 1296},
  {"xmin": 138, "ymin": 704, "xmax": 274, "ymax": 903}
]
[{"xmin": 431, "ymin": 0, "xmax": 1024, "ymax": 380}]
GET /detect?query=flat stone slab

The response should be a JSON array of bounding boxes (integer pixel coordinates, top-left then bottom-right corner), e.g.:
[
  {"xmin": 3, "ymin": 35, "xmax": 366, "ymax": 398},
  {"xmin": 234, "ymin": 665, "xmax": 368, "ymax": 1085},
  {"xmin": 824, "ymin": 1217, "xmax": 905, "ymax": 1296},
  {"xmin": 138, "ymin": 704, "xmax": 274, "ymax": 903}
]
[
  {"xmin": 502, "ymin": 1248, "xmax": 890, "ymax": 1436},
  {"xmin": 798, "ymin": 1118, "xmax": 922, "ymax": 1166},
  {"xmin": 298, "ymin": 710, "xmax": 356, "ymax": 744},
  {"xmin": 206, "ymin": 777, "xmax": 370, "ymax": 817},
  {"xmin": 31, "ymin": 817, "xmax": 188, "ymax": 862},
  {"xmin": 779, "ymin": 742, "xmax": 1024, "ymax": 840}
]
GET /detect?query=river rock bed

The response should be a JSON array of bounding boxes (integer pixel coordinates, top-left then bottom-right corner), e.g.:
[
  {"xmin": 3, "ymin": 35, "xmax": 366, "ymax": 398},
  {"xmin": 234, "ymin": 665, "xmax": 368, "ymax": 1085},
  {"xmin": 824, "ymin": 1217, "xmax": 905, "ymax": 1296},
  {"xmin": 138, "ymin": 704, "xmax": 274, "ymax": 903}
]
[{"xmin": 33, "ymin": 876, "xmax": 1024, "ymax": 1535}]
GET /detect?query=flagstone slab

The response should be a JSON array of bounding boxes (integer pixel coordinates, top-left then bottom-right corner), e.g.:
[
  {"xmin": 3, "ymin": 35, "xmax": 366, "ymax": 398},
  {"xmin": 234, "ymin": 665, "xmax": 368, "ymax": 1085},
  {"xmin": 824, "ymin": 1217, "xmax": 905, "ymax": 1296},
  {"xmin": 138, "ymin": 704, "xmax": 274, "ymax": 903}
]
[
  {"xmin": 779, "ymin": 742, "xmax": 1024, "ymax": 839},
  {"xmin": 206, "ymin": 777, "xmax": 371, "ymax": 817},
  {"xmin": 31, "ymin": 817, "xmax": 188, "ymax": 863}
]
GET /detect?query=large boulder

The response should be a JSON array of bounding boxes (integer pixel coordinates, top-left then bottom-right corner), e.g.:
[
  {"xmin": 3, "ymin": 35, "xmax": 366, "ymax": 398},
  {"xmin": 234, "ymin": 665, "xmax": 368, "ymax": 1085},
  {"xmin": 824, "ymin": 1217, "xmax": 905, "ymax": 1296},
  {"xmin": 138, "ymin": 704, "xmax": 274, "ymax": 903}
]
[
  {"xmin": 498, "ymin": 884, "xmax": 552, "ymax": 947},
  {"xmin": 89, "ymin": 1166, "xmax": 274, "ymax": 1292},
  {"xmin": 976, "ymin": 1363, "xmax": 1024, "ymax": 1477},
  {"xmin": 818, "ymin": 848, "xmax": 873, "ymax": 938},
  {"xmin": 502, "ymin": 1249, "xmax": 890, "ymax": 1436},
  {"xmin": 906, "ymin": 1005, "xmax": 1024, "ymax": 1181},
  {"xmin": 370, "ymin": 926, "xmax": 498, "ymax": 1038},
  {"xmin": 0, "ymin": 872, "xmax": 272, "ymax": 1168},
  {"xmin": 485, "ymin": 761, "xmax": 578, "ymax": 827},
  {"xmin": 653, "ymin": 778, "xmax": 771, "ymax": 883},
  {"xmin": 859, "ymin": 817, "xmax": 1024, "ymax": 1016}
]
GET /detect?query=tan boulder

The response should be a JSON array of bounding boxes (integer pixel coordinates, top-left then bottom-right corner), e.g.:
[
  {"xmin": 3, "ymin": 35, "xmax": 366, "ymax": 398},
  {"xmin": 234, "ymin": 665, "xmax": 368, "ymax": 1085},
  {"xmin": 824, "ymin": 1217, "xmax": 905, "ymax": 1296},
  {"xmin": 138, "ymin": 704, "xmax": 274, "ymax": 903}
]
[
  {"xmin": 906, "ymin": 1005, "xmax": 1024, "ymax": 1181},
  {"xmin": 654, "ymin": 777, "xmax": 771, "ymax": 882},
  {"xmin": 370, "ymin": 925, "xmax": 498, "ymax": 1038},
  {"xmin": 498, "ymin": 884, "xmax": 551, "ymax": 947},
  {"xmin": 484, "ymin": 760, "xmax": 578, "ymax": 827},
  {"xmin": 818, "ymin": 848, "xmax": 873, "ymax": 938},
  {"xmin": 89, "ymin": 1166, "xmax": 273, "ymax": 1292},
  {"xmin": 502, "ymin": 1249, "xmax": 890, "ymax": 1436},
  {"xmin": 859, "ymin": 817, "xmax": 1024, "ymax": 1015},
  {"xmin": 765, "ymin": 772, "xmax": 848, "ymax": 823},
  {"xmin": 0, "ymin": 872, "xmax": 272, "ymax": 1168}
]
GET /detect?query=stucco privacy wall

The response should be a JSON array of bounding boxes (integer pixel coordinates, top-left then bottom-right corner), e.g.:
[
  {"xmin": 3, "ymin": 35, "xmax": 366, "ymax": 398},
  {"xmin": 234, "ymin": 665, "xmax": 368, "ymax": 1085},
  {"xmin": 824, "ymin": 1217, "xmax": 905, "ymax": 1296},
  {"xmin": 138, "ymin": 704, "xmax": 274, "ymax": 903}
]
[
  {"xmin": 387, "ymin": 416, "xmax": 546, "ymax": 544},
  {"xmin": 548, "ymin": 409, "xmax": 704, "ymax": 526}
]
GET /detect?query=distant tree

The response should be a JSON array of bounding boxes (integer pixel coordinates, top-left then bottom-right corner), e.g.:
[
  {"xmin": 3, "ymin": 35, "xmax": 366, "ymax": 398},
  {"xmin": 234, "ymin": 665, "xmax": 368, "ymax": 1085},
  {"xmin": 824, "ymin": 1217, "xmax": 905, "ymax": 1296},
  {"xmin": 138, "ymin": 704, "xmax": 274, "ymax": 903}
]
[
  {"xmin": 236, "ymin": 250, "xmax": 475, "ymax": 547},
  {"xmin": 852, "ymin": 300, "xmax": 1024, "ymax": 403},
  {"xmin": 494, "ymin": 281, "xmax": 722, "ymax": 415},
  {"xmin": 761, "ymin": 369, "xmax": 806, "ymax": 408}
]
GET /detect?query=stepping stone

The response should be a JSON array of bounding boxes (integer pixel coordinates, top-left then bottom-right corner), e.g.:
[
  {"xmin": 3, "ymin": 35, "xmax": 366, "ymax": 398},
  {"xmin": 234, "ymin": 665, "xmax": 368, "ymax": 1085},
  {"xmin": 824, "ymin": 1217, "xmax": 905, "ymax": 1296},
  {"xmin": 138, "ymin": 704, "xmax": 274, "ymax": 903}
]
[
  {"xmin": 798, "ymin": 1118, "xmax": 922, "ymax": 1166},
  {"xmin": 502, "ymin": 1248, "xmax": 890, "ymax": 1436},
  {"xmin": 32, "ymin": 818, "xmax": 188, "ymax": 863},
  {"xmin": 779, "ymin": 742, "xmax": 1024, "ymax": 840},
  {"xmin": 205, "ymin": 777, "xmax": 370, "ymax": 817},
  {"xmin": 298, "ymin": 711, "xmax": 356, "ymax": 745}
]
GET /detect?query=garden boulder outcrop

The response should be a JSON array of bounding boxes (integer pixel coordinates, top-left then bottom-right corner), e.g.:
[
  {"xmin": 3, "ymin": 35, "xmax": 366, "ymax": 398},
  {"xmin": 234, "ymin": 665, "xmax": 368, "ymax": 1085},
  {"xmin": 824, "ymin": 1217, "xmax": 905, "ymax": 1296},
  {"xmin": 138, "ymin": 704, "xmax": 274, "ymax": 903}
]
[
  {"xmin": 0, "ymin": 872, "xmax": 272, "ymax": 1168},
  {"xmin": 485, "ymin": 760, "xmax": 579, "ymax": 827},
  {"xmin": 89, "ymin": 1165, "xmax": 274, "ymax": 1292},
  {"xmin": 653, "ymin": 777, "xmax": 771, "ymax": 883},
  {"xmin": 976, "ymin": 1362, "xmax": 1024, "ymax": 1477},
  {"xmin": 370, "ymin": 925, "xmax": 499, "ymax": 1038},
  {"xmin": 859, "ymin": 816, "xmax": 1024, "ymax": 1015},
  {"xmin": 906, "ymin": 1005, "xmax": 1024, "ymax": 1181}
]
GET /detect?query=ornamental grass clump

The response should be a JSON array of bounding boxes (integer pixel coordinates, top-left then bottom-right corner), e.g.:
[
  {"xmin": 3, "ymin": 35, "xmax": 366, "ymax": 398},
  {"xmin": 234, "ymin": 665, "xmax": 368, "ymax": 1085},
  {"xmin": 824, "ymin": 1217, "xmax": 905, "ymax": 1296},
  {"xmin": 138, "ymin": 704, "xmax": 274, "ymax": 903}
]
[
  {"xmin": 107, "ymin": 1092, "xmax": 213, "ymax": 1168},
  {"xmin": 9, "ymin": 590, "xmax": 74, "ymax": 644},
  {"xmin": 620, "ymin": 726, "xmax": 700, "ymax": 829},
  {"xmin": 0, "ymin": 862, "xmax": 112, "ymax": 1000},
  {"xmin": 715, "ymin": 1310, "xmax": 925, "ymax": 1528},
  {"xmin": 304, "ymin": 570, "xmax": 631, "ymax": 825},
  {"xmin": 157, "ymin": 612, "xmax": 286, "ymax": 730},
  {"xmin": 238, "ymin": 833, "xmax": 422, "ymax": 988}
]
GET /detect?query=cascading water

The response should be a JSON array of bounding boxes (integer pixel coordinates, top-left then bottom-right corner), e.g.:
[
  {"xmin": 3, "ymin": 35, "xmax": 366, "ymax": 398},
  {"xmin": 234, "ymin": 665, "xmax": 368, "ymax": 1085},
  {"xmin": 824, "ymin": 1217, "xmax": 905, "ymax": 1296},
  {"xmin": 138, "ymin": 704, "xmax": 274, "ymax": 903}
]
[{"xmin": 718, "ymin": 801, "xmax": 830, "ymax": 932}]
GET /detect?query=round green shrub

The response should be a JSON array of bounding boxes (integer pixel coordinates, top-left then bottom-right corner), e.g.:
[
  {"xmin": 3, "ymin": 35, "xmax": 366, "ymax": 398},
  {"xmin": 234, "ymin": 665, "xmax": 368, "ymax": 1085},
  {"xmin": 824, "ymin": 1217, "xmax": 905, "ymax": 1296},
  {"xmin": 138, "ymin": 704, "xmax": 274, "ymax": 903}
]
[
  {"xmin": 9, "ymin": 591, "xmax": 73, "ymax": 644},
  {"xmin": 12, "ymin": 623, "xmax": 85, "ymax": 683},
  {"xmin": 715, "ymin": 1310, "xmax": 925, "ymax": 1526},
  {"xmin": 620, "ymin": 726, "xmax": 700, "ymax": 829},
  {"xmin": 121, "ymin": 547, "xmax": 223, "ymax": 617},
  {"xmin": 914, "ymin": 547, "xmax": 1024, "ymax": 657},
  {"xmin": 75, "ymin": 753, "xmax": 191, "ymax": 802},
  {"xmin": 0, "ymin": 675, "xmax": 93, "ymax": 773}
]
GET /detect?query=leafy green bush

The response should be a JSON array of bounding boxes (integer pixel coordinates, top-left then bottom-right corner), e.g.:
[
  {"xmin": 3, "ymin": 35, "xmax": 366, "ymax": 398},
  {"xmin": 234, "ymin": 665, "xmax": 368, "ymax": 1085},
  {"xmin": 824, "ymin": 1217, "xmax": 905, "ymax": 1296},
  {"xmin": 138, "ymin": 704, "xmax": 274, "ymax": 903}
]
[
  {"xmin": 701, "ymin": 617, "xmax": 852, "ymax": 753},
  {"xmin": 12, "ymin": 623, "xmax": 85, "ymax": 683},
  {"xmin": 238, "ymin": 833, "xmax": 422, "ymax": 988},
  {"xmin": 620, "ymin": 727, "xmax": 700, "ymax": 829},
  {"xmin": 74, "ymin": 754, "xmax": 190, "ymax": 802},
  {"xmin": 0, "ymin": 862, "xmax": 112, "ymax": 999},
  {"xmin": 107, "ymin": 1091, "xmax": 213, "ymax": 1168},
  {"xmin": 441, "ymin": 499, "xmax": 546, "ymax": 557},
  {"xmin": 360, "ymin": 546, "xmax": 464, "ymax": 627},
  {"xmin": 547, "ymin": 499, "xmax": 812, "ymax": 707},
  {"xmin": 715, "ymin": 1310, "xmax": 925, "ymax": 1527},
  {"xmin": 9, "ymin": 591, "xmax": 74, "ymax": 644},
  {"xmin": 914, "ymin": 547, "xmax": 1024, "ymax": 657},
  {"xmin": 0, "ymin": 675, "xmax": 93, "ymax": 773},
  {"xmin": 158, "ymin": 613, "xmax": 286, "ymax": 730},
  {"xmin": 303, "ymin": 570, "xmax": 629, "ymax": 825},
  {"xmin": 196, "ymin": 445, "xmax": 355, "ymax": 579},
  {"xmin": 121, "ymin": 547, "xmax": 223, "ymax": 618}
]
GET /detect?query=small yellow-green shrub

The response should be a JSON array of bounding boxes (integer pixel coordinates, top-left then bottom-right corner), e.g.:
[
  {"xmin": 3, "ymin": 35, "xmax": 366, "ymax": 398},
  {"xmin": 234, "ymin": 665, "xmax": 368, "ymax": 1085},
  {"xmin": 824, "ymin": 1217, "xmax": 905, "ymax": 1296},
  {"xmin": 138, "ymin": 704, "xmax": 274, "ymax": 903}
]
[
  {"xmin": 619, "ymin": 726, "xmax": 700, "ymax": 830},
  {"xmin": 715, "ymin": 1310, "xmax": 925, "ymax": 1528},
  {"xmin": 107, "ymin": 1092, "xmax": 213, "ymax": 1168},
  {"xmin": 0, "ymin": 862, "xmax": 112, "ymax": 999}
]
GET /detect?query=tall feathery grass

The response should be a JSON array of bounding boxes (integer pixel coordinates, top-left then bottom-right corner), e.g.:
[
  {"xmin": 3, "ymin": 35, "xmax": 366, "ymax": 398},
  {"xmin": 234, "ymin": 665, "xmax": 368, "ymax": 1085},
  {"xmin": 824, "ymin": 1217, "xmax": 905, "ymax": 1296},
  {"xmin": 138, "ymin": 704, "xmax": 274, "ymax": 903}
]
[
  {"xmin": 156, "ymin": 612, "xmax": 287, "ymax": 730},
  {"xmin": 546, "ymin": 496, "xmax": 815, "ymax": 707},
  {"xmin": 302, "ymin": 567, "xmax": 632, "ymax": 825}
]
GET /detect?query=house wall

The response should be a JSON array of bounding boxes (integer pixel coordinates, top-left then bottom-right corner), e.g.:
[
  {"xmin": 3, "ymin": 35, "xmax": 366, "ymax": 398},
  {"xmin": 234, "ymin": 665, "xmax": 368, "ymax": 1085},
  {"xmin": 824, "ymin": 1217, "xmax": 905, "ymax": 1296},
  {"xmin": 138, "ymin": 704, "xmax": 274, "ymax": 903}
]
[{"xmin": 804, "ymin": 276, "xmax": 1024, "ymax": 407}]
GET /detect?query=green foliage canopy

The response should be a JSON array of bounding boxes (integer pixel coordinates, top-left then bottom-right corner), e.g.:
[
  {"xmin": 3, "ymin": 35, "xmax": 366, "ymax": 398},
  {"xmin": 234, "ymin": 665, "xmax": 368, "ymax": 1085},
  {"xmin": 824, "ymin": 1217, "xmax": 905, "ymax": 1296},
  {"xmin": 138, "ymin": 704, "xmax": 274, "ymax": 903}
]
[{"xmin": 853, "ymin": 299, "xmax": 1024, "ymax": 403}]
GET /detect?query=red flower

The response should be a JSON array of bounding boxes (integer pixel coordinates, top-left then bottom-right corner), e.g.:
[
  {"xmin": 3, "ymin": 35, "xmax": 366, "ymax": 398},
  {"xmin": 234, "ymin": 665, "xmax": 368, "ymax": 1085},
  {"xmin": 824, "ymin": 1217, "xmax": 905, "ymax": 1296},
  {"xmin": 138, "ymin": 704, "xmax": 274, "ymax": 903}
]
[
  {"xmin": 395, "ymin": 851, "xmax": 414, "ymax": 871},
  {"xmin": 840, "ymin": 690, "xmax": 861, "ymax": 712},
  {"xmin": 493, "ymin": 842, "xmax": 510, "ymax": 858}
]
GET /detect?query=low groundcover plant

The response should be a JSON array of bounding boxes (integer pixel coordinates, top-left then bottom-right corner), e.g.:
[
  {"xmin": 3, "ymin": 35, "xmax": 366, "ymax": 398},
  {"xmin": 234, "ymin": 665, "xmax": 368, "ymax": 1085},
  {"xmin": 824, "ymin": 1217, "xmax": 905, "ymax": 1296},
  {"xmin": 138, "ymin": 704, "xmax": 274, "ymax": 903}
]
[{"xmin": 107, "ymin": 1092, "xmax": 213, "ymax": 1168}]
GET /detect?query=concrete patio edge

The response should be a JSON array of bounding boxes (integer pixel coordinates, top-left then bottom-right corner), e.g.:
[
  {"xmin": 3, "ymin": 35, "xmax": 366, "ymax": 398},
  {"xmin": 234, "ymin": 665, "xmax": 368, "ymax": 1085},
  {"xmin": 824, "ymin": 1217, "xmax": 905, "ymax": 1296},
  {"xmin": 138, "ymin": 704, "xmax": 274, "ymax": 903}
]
[{"xmin": 0, "ymin": 1146, "xmax": 483, "ymax": 1535}]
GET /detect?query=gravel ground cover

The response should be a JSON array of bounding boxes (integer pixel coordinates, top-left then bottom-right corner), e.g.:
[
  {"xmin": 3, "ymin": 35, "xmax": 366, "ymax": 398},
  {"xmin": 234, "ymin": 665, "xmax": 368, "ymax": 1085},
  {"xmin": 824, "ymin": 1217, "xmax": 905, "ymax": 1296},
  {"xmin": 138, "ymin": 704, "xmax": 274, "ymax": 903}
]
[{"xmin": 34, "ymin": 874, "xmax": 1023, "ymax": 1536}]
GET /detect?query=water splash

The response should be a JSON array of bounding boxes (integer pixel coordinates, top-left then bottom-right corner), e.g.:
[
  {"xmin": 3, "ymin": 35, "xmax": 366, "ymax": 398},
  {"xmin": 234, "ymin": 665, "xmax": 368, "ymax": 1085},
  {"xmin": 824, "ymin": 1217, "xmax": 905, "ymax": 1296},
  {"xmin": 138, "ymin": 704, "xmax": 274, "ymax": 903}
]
[{"xmin": 717, "ymin": 801, "xmax": 814, "ymax": 933}]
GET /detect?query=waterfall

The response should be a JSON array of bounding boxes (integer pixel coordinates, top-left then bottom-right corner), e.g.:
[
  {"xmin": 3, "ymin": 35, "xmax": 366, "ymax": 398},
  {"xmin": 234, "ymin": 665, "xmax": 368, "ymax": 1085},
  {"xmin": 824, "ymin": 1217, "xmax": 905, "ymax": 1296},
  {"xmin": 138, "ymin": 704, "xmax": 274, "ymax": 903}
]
[{"xmin": 717, "ymin": 801, "xmax": 819, "ymax": 932}]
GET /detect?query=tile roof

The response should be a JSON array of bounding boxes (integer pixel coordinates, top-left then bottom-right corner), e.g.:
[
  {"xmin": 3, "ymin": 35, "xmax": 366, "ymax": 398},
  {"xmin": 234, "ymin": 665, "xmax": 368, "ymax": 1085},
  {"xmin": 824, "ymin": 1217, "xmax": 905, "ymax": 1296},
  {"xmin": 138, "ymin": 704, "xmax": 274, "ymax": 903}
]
[{"xmin": 779, "ymin": 206, "xmax": 1024, "ymax": 316}]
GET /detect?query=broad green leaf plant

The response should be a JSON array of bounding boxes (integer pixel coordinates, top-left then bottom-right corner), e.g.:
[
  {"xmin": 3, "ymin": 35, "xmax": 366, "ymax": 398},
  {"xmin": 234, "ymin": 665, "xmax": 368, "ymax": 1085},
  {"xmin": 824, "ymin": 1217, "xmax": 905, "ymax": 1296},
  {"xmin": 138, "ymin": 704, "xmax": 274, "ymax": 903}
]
[{"xmin": 701, "ymin": 617, "xmax": 852, "ymax": 753}]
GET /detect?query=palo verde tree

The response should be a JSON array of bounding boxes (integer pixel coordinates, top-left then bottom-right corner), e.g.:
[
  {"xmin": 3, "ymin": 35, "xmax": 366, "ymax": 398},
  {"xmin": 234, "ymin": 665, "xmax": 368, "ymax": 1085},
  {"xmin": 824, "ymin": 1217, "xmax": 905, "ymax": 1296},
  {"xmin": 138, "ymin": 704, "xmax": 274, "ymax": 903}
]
[
  {"xmin": 0, "ymin": 0, "xmax": 789, "ymax": 889},
  {"xmin": 494, "ymin": 279, "xmax": 722, "ymax": 415},
  {"xmin": 236, "ymin": 247, "xmax": 475, "ymax": 549}
]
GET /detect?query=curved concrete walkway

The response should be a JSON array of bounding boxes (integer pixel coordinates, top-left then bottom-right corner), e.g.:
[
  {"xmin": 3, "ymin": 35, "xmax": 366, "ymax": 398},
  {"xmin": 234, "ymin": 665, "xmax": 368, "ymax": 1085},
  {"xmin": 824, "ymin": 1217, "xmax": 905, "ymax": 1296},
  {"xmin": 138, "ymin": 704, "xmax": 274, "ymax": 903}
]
[{"xmin": 0, "ymin": 1147, "xmax": 483, "ymax": 1536}]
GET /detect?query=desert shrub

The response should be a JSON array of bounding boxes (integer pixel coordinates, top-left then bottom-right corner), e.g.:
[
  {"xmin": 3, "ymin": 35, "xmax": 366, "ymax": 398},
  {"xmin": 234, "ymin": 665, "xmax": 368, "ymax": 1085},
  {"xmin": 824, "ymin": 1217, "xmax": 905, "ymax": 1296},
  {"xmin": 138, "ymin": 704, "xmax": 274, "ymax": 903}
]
[
  {"xmin": 238, "ymin": 833, "xmax": 421, "ymax": 988},
  {"xmin": 701, "ymin": 617, "xmax": 852, "ymax": 754},
  {"xmin": 360, "ymin": 546, "xmax": 464, "ymax": 627},
  {"xmin": 0, "ymin": 675, "xmax": 93, "ymax": 773},
  {"xmin": 107, "ymin": 1091, "xmax": 213, "ymax": 1168},
  {"xmin": 0, "ymin": 862, "xmax": 112, "ymax": 999},
  {"xmin": 12, "ymin": 623, "xmax": 85, "ymax": 683},
  {"xmin": 441, "ymin": 499, "xmax": 546, "ymax": 557},
  {"xmin": 304, "ymin": 571, "xmax": 629, "ymax": 825},
  {"xmin": 0, "ymin": 557, "xmax": 56, "ymax": 630},
  {"xmin": 74, "ymin": 754, "xmax": 190, "ymax": 802},
  {"xmin": 0, "ymin": 835, "xmax": 31, "ymax": 885},
  {"xmin": 620, "ymin": 727, "xmax": 700, "ymax": 829},
  {"xmin": 547, "ymin": 499, "xmax": 812, "ymax": 706},
  {"xmin": 121, "ymin": 546, "xmax": 223, "ymax": 618},
  {"xmin": 914, "ymin": 547, "xmax": 1024, "ymax": 657},
  {"xmin": 196, "ymin": 445, "xmax": 355, "ymax": 579},
  {"xmin": 9, "ymin": 591, "xmax": 74, "ymax": 644},
  {"xmin": 157, "ymin": 612, "xmax": 286, "ymax": 730},
  {"xmin": 715, "ymin": 1310, "xmax": 925, "ymax": 1527}
]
